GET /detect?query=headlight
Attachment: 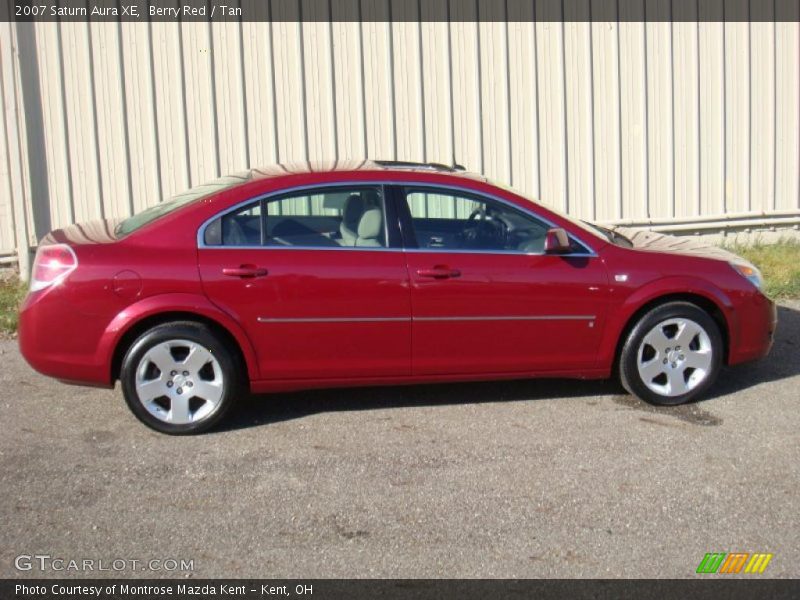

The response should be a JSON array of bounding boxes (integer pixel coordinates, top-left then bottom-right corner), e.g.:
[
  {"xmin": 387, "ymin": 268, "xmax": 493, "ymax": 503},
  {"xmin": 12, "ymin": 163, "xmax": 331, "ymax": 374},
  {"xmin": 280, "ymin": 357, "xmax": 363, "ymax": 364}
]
[{"xmin": 730, "ymin": 261, "xmax": 763, "ymax": 290}]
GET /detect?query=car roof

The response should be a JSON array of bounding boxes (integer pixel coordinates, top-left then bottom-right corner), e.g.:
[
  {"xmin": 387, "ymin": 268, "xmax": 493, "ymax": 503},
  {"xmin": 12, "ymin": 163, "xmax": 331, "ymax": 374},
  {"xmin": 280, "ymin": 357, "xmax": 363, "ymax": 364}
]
[{"xmin": 238, "ymin": 159, "xmax": 486, "ymax": 183}]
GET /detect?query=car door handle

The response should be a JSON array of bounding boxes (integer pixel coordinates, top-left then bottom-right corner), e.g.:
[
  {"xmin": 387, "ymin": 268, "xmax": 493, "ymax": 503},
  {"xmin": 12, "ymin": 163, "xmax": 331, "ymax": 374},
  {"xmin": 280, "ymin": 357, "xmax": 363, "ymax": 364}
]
[
  {"xmin": 416, "ymin": 267, "xmax": 461, "ymax": 279},
  {"xmin": 222, "ymin": 265, "xmax": 269, "ymax": 278}
]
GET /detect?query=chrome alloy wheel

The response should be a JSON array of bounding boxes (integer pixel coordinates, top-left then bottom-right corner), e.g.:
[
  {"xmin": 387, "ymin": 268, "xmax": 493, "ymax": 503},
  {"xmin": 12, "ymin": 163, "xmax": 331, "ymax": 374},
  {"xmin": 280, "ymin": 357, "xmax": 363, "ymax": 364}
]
[
  {"xmin": 134, "ymin": 339, "xmax": 224, "ymax": 424},
  {"xmin": 636, "ymin": 318, "xmax": 713, "ymax": 398}
]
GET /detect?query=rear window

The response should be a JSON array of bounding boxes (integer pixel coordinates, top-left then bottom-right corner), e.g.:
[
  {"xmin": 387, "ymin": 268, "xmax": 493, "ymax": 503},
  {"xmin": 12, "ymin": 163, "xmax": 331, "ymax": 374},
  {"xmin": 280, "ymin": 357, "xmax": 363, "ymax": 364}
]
[{"xmin": 114, "ymin": 172, "xmax": 252, "ymax": 237}]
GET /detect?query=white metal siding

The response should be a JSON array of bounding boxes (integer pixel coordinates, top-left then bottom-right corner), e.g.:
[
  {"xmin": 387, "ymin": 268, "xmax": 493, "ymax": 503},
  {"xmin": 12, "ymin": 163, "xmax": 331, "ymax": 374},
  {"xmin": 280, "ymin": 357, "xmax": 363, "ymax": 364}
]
[
  {"xmin": 1, "ymin": 12, "xmax": 799, "ymax": 269},
  {"xmin": 0, "ymin": 38, "xmax": 16, "ymax": 254}
]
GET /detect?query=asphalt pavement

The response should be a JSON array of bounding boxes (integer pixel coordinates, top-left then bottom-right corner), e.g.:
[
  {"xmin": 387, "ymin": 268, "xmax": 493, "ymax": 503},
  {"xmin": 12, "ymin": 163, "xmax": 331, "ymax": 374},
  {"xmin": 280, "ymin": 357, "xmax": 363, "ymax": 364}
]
[{"xmin": 1, "ymin": 302, "xmax": 798, "ymax": 579}]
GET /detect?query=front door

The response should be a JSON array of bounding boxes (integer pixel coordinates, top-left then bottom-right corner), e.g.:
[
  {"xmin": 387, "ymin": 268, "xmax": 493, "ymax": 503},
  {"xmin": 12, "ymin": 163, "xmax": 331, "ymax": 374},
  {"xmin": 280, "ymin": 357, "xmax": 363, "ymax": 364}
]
[
  {"xmin": 398, "ymin": 186, "xmax": 609, "ymax": 376},
  {"xmin": 198, "ymin": 185, "xmax": 411, "ymax": 380}
]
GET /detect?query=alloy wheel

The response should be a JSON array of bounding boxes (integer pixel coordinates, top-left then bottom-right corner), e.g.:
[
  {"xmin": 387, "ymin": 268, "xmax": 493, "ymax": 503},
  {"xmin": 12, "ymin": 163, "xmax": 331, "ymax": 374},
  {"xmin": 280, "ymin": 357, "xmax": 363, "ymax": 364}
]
[
  {"xmin": 636, "ymin": 318, "xmax": 713, "ymax": 398},
  {"xmin": 134, "ymin": 339, "xmax": 224, "ymax": 424}
]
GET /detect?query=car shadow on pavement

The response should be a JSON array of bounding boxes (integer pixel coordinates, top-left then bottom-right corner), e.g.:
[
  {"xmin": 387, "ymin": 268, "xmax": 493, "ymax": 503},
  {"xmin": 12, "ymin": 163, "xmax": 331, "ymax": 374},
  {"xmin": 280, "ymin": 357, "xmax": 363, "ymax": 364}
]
[
  {"xmin": 222, "ymin": 378, "xmax": 622, "ymax": 431},
  {"xmin": 219, "ymin": 303, "xmax": 800, "ymax": 431}
]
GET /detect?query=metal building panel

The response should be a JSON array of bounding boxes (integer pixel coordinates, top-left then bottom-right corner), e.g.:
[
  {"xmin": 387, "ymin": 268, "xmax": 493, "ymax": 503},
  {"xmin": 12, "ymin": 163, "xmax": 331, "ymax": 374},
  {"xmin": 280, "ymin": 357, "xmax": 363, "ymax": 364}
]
[
  {"xmin": 9, "ymin": 23, "xmax": 37, "ymax": 246},
  {"xmin": 181, "ymin": 22, "xmax": 219, "ymax": 184},
  {"xmin": 301, "ymin": 0, "xmax": 337, "ymax": 162},
  {"xmin": 270, "ymin": 14, "xmax": 308, "ymax": 162},
  {"xmin": 698, "ymin": 11, "xmax": 726, "ymax": 217},
  {"xmin": 0, "ymin": 56, "xmax": 15, "ymax": 253},
  {"xmin": 750, "ymin": 20, "xmax": 776, "ymax": 214},
  {"xmin": 672, "ymin": 15, "xmax": 700, "ymax": 219},
  {"xmin": 618, "ymin": 18, "xmax": 648, "ymax": 221},
  {"xmin": 419, "ymin": 6, "xmax": 453, "ymax": 166},
  {"xmin": 360, "ymin": 4, "xmax": 397, "ymax": 160},
  {"xmin": 506, "ymin": 2, "xmax": 539, "ymax": 199},
  {"xmin": 211, "ymin": 20, "xmax": 250, "ymax": 175},
  {"xmin": 534, "ymin": 16, "xmax": 569, "ymax": 213},
  {"xmin": 150, "ymin": 19, "xmax": 191, "ymax": 198},
  {"xmin": 35, "ymin": 23, "xmax": 74, "ymax": 229},
  {"xmin": 724, "ymin": 17, "xmax": 751, "ymax": 214},
  {"xmin": 120, "ymin": 23, "xmax": 162, "ymax": 212},
  {"xmin": 478, "ymin": 16, "xmax": 512, "ymax": 183},
  {"xmin": 646, "ymin": 17, "xmax": 675, "ymax": 220},
  {"xmin": 391, "ymin": 3, "xmax": 425, "ymax": 162},
  {"xmin": 60, "ymin": 22, "xmax": 104, "ymax": 223},
  {"xmin": 241, "ymin": 13, "xmax": 279, "ymax": 168},
  {"xmin": 330, "ymin": 7, "xmax": 366, "ymax": 159},
  {"xmin": 1, "ymin": 21, "xmax": 31, "ymax": 274},
  {"xmin": 90, "ymin": 22, "xmax": 133, "ymax": 219},
  {"xmin": 775, "ymin": 19, "xmax": 799, "ymax": 211},
  {"xmin": 591, "ymin": 16, "xmax": 622, "ymax": 222},
  {"xmin": 449, "ymin": 10, "xmax": 483, "ymax": 173},
  {"xmin": 564, "ymin": 18, "xmax": 594, "ymax": 219}
]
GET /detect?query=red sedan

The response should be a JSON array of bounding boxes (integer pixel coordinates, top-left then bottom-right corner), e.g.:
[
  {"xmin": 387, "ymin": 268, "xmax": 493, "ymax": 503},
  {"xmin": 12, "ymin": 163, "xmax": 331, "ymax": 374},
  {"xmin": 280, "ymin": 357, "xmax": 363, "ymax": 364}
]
[{"xmin": 18, "ymin": 161, "xmax": 777, "ymax": 434}]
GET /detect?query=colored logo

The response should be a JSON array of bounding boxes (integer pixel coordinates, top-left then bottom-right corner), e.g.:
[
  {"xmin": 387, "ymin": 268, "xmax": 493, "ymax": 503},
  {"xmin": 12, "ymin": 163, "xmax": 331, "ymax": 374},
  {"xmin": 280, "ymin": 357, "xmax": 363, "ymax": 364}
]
[{"xmin": 696, "ymin": 552, "xmax": 773, "ymax": 574}]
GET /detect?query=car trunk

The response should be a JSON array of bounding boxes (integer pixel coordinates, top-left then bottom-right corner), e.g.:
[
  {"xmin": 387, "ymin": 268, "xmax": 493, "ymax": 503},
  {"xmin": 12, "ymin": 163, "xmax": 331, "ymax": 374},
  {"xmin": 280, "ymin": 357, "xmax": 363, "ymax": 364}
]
[{"xmin": 40, "ymin": 218, "xmax": 123, "ymax": 246}]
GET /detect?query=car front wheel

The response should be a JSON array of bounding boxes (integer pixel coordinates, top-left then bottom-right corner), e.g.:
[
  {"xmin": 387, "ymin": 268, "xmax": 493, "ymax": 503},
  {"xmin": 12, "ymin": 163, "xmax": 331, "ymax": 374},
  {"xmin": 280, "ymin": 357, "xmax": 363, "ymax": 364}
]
[
  {"xmin": 619, "ymin": 302, "xmax": 723, "ymax": 405},
  {"xmin": 120, "ymin": 321, "xmax": 241, "ymax": 434}
]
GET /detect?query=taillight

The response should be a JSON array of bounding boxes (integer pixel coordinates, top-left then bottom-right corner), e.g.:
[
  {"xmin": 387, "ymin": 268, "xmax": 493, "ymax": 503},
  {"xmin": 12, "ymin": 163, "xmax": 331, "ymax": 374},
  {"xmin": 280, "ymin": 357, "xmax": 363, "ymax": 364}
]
[{"xmin": 30, "ymin": 244, "xmax": 78, "ymax": 292}]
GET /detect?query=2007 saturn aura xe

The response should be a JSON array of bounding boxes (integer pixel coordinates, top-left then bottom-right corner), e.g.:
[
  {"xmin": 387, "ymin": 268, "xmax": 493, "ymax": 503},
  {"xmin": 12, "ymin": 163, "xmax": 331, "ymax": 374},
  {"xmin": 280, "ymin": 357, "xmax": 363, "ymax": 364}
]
[{"xmin": 18, "ymin": 161, "xmax": 777, "ymax": 434}]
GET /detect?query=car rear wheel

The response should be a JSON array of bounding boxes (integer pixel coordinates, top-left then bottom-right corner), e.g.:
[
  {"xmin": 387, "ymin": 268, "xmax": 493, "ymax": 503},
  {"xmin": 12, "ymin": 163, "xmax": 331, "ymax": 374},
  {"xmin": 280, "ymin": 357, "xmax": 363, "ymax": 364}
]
[
  {"xmin": 619, "ymin": 302, "xmax": 723, "ymax": 406},
  {"xmin": 120, "ymin": 322, "xmax": 241, "ymax": 434}
]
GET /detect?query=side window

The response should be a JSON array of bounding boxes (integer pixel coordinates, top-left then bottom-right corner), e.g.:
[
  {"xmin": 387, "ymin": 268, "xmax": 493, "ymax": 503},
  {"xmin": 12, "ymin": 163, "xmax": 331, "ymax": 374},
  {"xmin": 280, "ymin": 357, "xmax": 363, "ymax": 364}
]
[
  {"xmin": 203, "ymin": 186, "xmax": 387, "ymax": 248},
  {"xmin": 266, "ymin": 186, "xmax": 385, "ymax": 248},
  {"xmin": 204, "ymin": 201, "xmax": 262, "ymax": 246},
  {"xmin": 404, "ymin": 188, "xmax": 551, "ymax": 253}
]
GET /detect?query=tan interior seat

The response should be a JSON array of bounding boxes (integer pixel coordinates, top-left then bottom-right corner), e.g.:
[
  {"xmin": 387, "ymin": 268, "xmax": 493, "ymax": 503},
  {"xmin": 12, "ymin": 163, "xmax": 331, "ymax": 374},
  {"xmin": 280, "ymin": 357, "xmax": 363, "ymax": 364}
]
[
  {"xmin": 340, "ymin": 194, "xmax": 366, "ymax": 246},
  {"xmin": 355, "ymin": 208, "xmax": 383, "ymax": 247}
]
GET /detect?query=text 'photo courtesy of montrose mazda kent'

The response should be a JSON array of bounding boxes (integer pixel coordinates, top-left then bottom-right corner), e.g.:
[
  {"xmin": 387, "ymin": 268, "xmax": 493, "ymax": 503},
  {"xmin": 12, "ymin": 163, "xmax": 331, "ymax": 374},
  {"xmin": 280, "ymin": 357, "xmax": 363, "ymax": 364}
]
[{"xmin": 18, "ymin": 161, "xmax": 777, "ymax": 434}]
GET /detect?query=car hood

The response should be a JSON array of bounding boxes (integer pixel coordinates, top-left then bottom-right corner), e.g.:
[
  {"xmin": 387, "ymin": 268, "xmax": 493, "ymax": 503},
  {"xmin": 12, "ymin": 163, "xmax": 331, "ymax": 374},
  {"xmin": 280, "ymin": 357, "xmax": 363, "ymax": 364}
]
[
  {"xmin": 41, "ymin": 218, "xmax": 123, "ymax": 246},
  {"xmin": 610, "ymin": 226, "xmax": 742, "ymax": 263}
]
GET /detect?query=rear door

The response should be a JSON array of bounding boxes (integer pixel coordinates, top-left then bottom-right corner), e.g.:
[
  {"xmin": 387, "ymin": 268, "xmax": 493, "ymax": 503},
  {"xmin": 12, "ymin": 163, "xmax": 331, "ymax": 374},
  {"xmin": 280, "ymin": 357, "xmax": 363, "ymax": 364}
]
[
  {"xmin": 397, "ymin": 185, "xmax": 610, "ymax": 376},
  {"xmin": 198, "ymin": 184, "xmax": 411, "ymax": 380}
]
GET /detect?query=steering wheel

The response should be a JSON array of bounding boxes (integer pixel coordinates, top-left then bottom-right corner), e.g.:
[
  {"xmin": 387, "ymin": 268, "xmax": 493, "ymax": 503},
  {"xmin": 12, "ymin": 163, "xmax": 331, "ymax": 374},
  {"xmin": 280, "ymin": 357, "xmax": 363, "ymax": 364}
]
[
  {"xmin": 463, "ymin": 206, "xmax": 508, "ymax": 249},
  {"xmin": 467, "ymin": 206, "xmax": 486, "ymax": 223}
]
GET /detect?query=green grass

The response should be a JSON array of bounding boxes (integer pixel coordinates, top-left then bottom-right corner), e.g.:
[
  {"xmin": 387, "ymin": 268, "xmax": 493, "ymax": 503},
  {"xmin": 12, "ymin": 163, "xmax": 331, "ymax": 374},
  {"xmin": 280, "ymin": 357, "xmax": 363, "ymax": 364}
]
[
  {"xmin": 724, "ymin": 239, "xmax": 800, "ymax": 300},
  {"xmin": 0, "ymin": 276, "xmax": 27, "ymax": 336}
]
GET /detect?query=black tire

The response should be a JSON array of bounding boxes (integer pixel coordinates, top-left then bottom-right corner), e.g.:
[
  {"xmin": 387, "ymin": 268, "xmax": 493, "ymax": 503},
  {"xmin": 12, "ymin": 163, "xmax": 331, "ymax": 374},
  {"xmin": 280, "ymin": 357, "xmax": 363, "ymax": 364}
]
[
  {"xmin": 120, "ymin": 321, "xmax": 242, "ymax": 434},
  {"xmin": 619, "ymin": 301, "xmax": 723, "ymax": 406}
]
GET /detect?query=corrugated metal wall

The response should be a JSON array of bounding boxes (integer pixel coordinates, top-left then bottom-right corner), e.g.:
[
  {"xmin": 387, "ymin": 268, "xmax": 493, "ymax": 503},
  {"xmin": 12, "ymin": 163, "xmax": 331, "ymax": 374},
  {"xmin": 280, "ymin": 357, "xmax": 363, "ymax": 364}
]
[{"xmin": 1, "ymin": 6, "xmax": 799, "ymax": 271}]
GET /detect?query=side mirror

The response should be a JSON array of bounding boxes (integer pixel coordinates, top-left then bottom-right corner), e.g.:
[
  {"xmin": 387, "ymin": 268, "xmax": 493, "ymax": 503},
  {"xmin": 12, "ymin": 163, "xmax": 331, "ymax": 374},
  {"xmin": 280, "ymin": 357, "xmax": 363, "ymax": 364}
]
[{"xmin": 544, "ymin": 227, "xmax": 571, "ymax": 254}]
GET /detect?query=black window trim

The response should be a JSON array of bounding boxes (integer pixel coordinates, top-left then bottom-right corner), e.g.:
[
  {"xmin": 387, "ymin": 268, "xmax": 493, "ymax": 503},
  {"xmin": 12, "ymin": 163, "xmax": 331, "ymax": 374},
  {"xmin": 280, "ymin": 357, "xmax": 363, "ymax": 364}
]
[{"xmin": 387, "ymin": 184, "xmax": 417, "ymax": 249}]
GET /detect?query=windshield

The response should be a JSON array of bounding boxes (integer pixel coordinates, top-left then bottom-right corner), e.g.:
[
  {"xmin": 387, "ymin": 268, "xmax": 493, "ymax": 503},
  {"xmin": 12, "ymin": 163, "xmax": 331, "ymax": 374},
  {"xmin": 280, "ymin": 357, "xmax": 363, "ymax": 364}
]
[
  {"xmin": 114, "ymin": 172, "xmax": 252, "ymax": 237},
  {"xmin": 484, "ymin": 178, "xmax": 612, "ymax": 243}
]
